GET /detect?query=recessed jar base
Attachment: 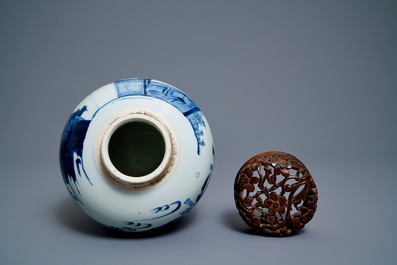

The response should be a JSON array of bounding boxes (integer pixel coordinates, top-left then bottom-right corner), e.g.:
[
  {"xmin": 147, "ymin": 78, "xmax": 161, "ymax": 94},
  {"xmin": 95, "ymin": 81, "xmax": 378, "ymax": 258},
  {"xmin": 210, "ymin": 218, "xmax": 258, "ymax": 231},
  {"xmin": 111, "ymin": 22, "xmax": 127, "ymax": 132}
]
[{"xmin": 97, "ymin": 110, "xmax": 177, "ymax": 189}]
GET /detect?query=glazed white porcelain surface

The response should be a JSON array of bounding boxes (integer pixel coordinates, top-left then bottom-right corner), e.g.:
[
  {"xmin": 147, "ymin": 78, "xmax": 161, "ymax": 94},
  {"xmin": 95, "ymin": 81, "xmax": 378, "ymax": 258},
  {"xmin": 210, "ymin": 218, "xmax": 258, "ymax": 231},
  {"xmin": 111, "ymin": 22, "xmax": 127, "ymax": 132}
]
[{"xmin": 60, "ymin": 79, "xmax": 214, "ymax": 231}]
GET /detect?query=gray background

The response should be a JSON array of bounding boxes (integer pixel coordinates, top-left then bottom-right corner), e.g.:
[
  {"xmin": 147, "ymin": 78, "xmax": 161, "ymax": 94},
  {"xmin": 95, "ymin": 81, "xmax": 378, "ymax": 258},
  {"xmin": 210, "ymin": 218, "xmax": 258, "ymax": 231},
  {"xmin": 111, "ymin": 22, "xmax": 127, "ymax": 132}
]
[{"xmin": 1, "ymin": 0, "xmax": 396, "ymax": 264}]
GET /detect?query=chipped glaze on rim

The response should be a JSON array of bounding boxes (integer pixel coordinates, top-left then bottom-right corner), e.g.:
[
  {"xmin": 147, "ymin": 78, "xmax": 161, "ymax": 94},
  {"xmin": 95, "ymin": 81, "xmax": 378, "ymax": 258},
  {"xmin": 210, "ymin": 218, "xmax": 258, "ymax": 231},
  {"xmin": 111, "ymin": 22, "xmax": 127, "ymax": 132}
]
[{"xmin": 97, "ymin": 110, "xmax": 177, "ymax": 190}]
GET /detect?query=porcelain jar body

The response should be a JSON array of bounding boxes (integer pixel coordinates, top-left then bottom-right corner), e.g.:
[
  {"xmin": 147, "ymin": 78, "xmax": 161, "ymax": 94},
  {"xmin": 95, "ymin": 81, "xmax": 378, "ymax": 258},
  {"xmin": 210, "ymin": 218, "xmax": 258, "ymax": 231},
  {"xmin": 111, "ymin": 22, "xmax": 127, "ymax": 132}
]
[{"xmin": 59, "ymin": 78, "xmax": 214, "ymax": 232}]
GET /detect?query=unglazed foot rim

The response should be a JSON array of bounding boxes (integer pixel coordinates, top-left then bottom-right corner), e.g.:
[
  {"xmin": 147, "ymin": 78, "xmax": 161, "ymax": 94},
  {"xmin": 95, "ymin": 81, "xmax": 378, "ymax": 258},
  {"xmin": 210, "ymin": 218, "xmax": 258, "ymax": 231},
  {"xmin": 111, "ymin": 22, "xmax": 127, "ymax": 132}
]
[{"xmin": 97, "ymin": 110, "xmax": 177, "ymax": 189}]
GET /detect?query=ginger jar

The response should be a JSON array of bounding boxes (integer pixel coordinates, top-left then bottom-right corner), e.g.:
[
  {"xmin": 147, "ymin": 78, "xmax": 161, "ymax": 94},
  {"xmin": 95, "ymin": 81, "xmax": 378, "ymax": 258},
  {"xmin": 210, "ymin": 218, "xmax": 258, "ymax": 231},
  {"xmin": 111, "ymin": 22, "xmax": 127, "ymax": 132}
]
[{"xmin": 59, "ymin": 78, "xmax": 214, "ymax": 232}]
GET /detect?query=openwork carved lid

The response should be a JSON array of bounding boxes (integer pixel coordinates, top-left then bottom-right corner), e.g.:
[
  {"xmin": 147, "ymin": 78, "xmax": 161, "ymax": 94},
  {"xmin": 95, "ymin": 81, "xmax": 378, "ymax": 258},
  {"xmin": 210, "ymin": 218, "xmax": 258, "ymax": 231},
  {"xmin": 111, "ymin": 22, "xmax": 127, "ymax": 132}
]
[{"xmin": 234, "ymin": 151, "xmax": 318, "ymax": 236}]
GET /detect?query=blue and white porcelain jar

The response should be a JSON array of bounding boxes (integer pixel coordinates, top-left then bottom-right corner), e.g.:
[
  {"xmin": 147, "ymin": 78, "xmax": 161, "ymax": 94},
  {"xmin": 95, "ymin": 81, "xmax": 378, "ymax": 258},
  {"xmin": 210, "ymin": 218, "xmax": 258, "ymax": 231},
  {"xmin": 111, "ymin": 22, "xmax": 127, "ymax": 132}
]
[{"xmin": 59, "ymin": 78, "xmax": 214, "ymax": 232}]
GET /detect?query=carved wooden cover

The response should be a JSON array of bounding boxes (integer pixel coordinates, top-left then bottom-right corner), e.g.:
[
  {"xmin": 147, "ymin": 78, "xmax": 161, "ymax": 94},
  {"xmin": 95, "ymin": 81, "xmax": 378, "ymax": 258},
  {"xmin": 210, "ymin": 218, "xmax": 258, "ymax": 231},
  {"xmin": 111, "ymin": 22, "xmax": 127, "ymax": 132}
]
[{"xmin": 234, "ymin": 152, "xmax": 318, "ymax": 236}]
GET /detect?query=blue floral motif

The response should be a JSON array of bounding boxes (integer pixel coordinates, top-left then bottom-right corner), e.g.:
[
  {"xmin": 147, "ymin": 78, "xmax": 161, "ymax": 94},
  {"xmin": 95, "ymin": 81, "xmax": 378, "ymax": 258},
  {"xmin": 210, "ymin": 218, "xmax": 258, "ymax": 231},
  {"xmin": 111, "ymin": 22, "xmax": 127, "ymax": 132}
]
[{"xmin": 114, "ymin": 79, "xmax": 207, "ymax": 155}]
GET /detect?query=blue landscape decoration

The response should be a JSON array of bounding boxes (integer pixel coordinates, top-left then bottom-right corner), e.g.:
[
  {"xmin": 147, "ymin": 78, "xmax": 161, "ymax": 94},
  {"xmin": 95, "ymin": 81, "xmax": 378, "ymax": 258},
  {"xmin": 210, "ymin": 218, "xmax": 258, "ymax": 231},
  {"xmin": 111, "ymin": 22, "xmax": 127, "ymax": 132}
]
[
  {"xmin": 60, "ymin": 79, "xmax": 208, "ymax": 191},
  {"xmin": 59, "ymin": 79, "xmax": 213, "ymax": 231},
  {"xmin": 59, "ymin": 105, "xmax": 92, "ymax": 187},
  {"xmin": 114, "ymin": 79, "xmax": 207, "ymax": 155}
]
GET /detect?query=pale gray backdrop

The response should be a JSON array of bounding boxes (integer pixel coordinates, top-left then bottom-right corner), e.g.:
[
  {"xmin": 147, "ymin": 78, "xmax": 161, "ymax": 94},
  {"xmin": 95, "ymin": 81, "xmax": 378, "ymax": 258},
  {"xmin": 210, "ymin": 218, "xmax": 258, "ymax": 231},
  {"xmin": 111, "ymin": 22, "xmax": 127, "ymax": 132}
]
[{"xmin": 1, "ymin": 1, "xmax": 396, "ymax": 264}]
